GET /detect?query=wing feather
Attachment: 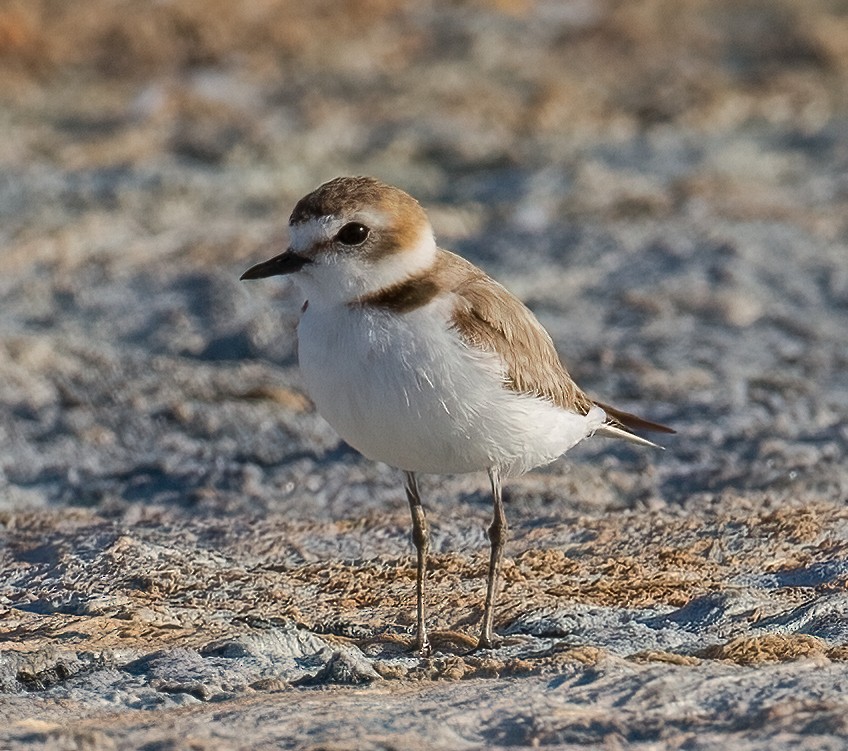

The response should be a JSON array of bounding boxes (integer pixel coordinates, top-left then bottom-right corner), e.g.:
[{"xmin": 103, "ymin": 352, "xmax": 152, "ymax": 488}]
[
  {"xmin": 440, "ymin": 250, "xmax": 594, "ymax": 415},
  {"xmin": 437, "ymin": 250, "xmax": 673, "ymax": 444}
]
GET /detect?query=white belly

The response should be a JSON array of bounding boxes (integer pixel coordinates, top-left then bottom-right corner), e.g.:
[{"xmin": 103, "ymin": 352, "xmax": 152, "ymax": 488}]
[{"xmin": 297, "ymin": 299, "xmax": 603, "ymax": 476}]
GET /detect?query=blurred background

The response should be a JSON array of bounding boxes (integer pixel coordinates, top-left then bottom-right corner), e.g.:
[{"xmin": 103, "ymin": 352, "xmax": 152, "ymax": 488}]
[{"xmin": 1, "ymin": 0, "xmax": 846, "ymax": 516}]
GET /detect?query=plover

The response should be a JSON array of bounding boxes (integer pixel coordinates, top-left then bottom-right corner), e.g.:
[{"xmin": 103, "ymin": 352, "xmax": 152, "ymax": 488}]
[{"xmin": 241, "ymin": 176, "xmax": 673, "ymax": 654}]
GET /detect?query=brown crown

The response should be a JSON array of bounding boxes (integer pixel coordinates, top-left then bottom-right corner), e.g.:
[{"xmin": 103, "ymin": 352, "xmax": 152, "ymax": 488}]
[{"xmin": 289, "ymin": 176, "xmax": 426, "ymax": 226}]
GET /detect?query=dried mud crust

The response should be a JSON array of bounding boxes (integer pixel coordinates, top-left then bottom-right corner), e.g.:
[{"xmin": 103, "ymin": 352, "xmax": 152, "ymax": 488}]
[
  {"xmin": 4, "ymin": 497, "xmax": 848, "ymax": 747},
  {"xmin": 3, "ymin": 498, "xmax": 848, "ymax": 667}
]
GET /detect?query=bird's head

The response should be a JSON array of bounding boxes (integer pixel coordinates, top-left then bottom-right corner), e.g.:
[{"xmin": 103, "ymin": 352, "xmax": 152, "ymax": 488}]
[{"xmin": 241, "ymin": 176, "xmax": 437, "ymax": 304}]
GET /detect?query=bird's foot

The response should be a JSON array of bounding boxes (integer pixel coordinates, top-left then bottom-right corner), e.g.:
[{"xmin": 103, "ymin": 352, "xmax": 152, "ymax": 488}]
[
  {"xmin": 412, "ymin": 634, "xmax": 432, "ymax": 658},
  {"xmin": 409, "ymin": 628, "xmax": 433, "ymax": 657},
  {"xmin": 476, "ymin": 631, "xmax": 504, "ymax": 651}
]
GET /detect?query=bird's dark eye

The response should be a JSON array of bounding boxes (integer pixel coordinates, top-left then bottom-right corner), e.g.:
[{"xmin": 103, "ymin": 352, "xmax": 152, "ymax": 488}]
[{"xmin": 335, "ymin": 222, "xmax": 370, "ymax": 246}]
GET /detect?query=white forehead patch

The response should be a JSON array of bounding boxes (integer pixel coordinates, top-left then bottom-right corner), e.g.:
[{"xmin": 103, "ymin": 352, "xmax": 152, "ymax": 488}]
[{"xmin": 289, "ymin": 216, "xmax": 343, "ymax": 253}]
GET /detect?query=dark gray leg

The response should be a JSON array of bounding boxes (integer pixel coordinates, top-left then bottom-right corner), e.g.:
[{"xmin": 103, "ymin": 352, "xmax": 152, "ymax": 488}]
[
  {"xmin": 404, "ymin": 471, "xmax": 431, "ymax": 656},
  {"xmin": 479, "ymin": 466, "xmax": 507, "ymax": 649}
]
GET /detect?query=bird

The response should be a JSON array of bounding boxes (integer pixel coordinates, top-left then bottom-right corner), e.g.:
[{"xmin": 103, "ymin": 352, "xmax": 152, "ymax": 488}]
[{"xmin": 241, "ymin": 176, "xmax": 673, "ymax": 655}]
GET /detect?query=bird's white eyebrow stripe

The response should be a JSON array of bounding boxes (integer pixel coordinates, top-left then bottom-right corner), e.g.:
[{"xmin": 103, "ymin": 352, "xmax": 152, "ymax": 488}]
[{"xmin": 289, "ymin": 216, "xmax": 342, "ymax": 252}]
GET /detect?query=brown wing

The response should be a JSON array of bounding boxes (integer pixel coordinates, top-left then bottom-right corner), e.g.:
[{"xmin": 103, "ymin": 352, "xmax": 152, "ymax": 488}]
[
  {"xmin": 436, "ymin": 250, "xmax": 674, "ymax": 437},
  {"xmin": 438, "ymin": 251, "xmax": 595, "ymax": 415}
]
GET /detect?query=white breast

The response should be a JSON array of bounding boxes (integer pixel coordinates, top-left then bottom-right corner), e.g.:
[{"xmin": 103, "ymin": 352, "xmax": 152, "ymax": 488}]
[{"xmin": 296, "ymin": 297, "xmax": 604, "ymax": 476}]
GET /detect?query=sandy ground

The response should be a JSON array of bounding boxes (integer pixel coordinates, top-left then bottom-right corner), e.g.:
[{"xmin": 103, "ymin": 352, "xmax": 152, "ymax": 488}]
[{"xmin": 1, "ymin": 1, "xmax": 848, "ymax": 748}]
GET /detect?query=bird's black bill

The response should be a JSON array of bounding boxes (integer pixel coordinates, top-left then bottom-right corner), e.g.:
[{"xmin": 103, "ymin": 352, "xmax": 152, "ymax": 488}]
[{"xmin": 240, "ymin": 250, "xmax": 312, "ymax": 280}]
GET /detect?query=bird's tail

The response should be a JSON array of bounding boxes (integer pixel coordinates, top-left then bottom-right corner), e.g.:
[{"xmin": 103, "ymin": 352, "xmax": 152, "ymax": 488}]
[{"xmin": 593, "ymin": 401, "xmax": 675, "ymax": 449}]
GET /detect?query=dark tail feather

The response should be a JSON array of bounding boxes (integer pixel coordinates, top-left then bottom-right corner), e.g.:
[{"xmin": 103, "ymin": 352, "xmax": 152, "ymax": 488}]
[{"xmin": 593, "ymin": 401, "xmax": 675, "ymax": 435}]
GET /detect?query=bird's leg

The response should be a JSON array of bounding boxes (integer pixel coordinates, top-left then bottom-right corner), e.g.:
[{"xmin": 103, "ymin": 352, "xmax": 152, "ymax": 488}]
[
  {"xmin": 479, "ymin": 466, "xmax": 507, "ymax": 649},
  {"xmin": 404, "ymin": 471, "xmax": 432, "ymax": 656}
]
